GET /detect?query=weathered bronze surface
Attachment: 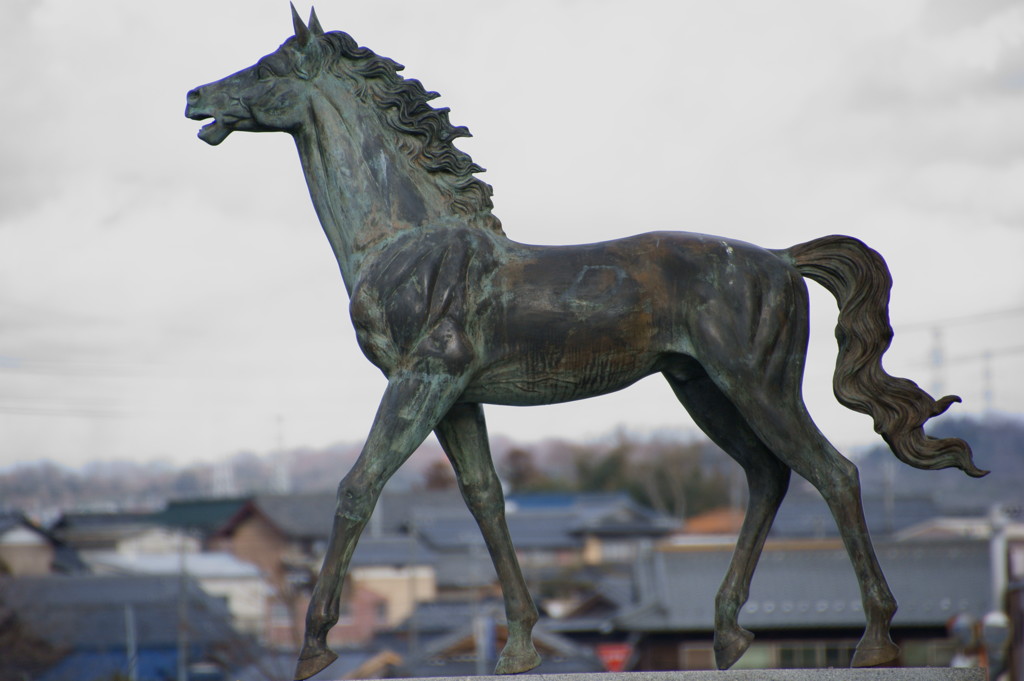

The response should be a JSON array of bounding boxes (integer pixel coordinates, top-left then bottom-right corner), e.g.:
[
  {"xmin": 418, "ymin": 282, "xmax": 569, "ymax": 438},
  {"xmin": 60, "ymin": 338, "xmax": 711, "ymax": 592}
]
[{"xmin": 186, "ymin": 8, "xmax": 985, "ymax": 679}]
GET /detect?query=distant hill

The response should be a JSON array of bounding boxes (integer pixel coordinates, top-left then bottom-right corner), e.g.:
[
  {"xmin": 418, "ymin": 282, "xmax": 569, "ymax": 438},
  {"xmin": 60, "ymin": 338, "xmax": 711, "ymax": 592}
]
[{"xmin": 2, "ymin": 415, "xmax": 1020, "ymax": 520}]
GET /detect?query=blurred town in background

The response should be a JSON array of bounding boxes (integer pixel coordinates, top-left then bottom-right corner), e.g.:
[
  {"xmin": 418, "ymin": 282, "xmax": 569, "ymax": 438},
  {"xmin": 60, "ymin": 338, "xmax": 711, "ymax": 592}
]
[{"xmin": 1, "ymin": 414, "xmax": 1022, "ymax": 680}]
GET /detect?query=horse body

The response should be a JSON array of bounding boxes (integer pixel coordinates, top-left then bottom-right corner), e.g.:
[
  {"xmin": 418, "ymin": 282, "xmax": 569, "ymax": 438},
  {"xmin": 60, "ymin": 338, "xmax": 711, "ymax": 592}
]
[
  {"xmin": 186, "ymin": 9, "xmax": 983, "ymax": 680},
  {"xmin": 352, "ymin": 225, "xmax": 804, "ymax": 407}
]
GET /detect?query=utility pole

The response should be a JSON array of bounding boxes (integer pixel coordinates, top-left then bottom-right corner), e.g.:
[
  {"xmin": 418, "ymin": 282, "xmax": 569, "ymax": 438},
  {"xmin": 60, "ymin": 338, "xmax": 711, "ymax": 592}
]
[
  {"xmin": 930, "ymin": 326, "xmax": 944, "ymax": 397},
  {"xmin": 273, "ymin": 414, "xmax": 292, "ymax": 493},
  {"xmin": 178, "ymin": 536, "xmax": 189, "ymax": 681},
  {"xmin": 407, "ymin": 515, "xmax": 419, "ymax": 661},
  {"xmin": 990, "ymin": 505, "xmax": 1009, "ymax": 613},
  {"xmin": 982, "ymin": 350, "xmax": 993, "ymax": 414},
  {"xmin": 125, "ymin": 603, "xmax": 138, "ymax": 681}
]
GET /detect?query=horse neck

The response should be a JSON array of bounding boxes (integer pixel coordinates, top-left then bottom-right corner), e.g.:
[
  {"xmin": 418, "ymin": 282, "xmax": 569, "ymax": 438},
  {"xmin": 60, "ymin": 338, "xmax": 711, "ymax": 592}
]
[{"xmin": 293, "ymin": 87, "xmax": 448, "ymax": 293}]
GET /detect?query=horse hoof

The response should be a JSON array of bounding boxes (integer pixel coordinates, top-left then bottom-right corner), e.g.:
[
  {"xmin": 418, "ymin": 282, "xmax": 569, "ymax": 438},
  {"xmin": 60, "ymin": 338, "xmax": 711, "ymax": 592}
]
[
  {"xmin": 851, "ymin": 640, "xmax": 900, "ymax": 667},
  {"xmin": 714, "ymin": 627, "xmax": 755, "ymax": 669},
  {"xmin": 494, "ymin": 647, "xmax": 542, "ymax": 674},
  {"xmin": 294, "ymin": 647, "xmax": 339, "ymax": 680}
]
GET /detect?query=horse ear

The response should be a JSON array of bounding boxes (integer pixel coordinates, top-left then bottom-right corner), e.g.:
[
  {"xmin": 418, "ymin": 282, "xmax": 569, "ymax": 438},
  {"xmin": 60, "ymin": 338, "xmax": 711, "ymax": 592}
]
[
  {"xmin": 308, "ymin": 7, "xmax": 324, "ymax": 35},
  {"xmin": 290, "ymin": 3, "xmax": 312, "ymax": 45}
]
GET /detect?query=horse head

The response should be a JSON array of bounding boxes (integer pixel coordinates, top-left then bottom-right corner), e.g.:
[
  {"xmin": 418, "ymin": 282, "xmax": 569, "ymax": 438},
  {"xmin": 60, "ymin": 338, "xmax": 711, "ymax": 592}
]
[
  {"xmin": 187, "ymin": 4, "xmax": 504, "ymax": 246},
  {"xmin": 186, "ymin": 5, "xmax": 326, "ymax": 145}
]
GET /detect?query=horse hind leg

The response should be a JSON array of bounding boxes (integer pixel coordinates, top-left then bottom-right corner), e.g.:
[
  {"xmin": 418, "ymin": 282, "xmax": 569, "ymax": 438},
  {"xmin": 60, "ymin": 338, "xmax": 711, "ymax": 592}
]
[
  {"xmin": 664, "ymin": 368, "xmax": 791, "ymax": 670},
  {"xmin": 435, "ymin": 402, "xmax": 541, "ymax": 674},
  {"xmin": 713, "ymin": 367, "xmax": 900, "ymax": 668}
]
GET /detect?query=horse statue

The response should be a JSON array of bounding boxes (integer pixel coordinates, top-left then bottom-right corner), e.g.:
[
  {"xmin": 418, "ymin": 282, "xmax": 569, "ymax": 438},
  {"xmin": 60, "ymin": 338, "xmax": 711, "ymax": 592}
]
[{"xmin": 186, "ymin": 7, "xmax": 985, "ymax": 679}]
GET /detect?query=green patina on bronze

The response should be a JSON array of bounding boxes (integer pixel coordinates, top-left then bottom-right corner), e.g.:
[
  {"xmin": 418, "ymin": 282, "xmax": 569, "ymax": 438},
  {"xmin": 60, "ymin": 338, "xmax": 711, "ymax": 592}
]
[{"xmin": 186, "ymin": 7, "xmax": 985, "ymax": 679}]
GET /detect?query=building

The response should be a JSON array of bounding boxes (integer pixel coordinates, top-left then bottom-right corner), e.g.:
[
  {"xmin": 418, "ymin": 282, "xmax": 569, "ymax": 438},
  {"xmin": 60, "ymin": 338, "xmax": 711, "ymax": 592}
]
[
  {"xmin": 51, "ymin": 510, "xmax": 201, "ymax": 558},
  {"xmin": 0, "ymin": 511, "xmax": 83, "ymax": 575},
  {"xmin": 0, "ymin": 574, "xmax": 247, "ymax": 681},
  {"xmin": 86, "ymin": 551, "xmax": 270, "ymax": 638},
  {"xmin": 616, "ymin": 537, "xmax": 993, "ymax": 670}
]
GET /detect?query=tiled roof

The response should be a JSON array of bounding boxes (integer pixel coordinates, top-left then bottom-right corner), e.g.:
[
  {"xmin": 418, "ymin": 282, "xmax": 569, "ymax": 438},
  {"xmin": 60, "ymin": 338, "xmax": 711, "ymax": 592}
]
[
  {"xmin": 417, "ymin": 511, "xmax": 578, "ymax": 552},
  {"xmin": 50, "ymin": 511, "xmax": 159, "ymax": 530},
  {"xmin": 350, "ymin": 534, "xmax": 438, "ymax": 567},
  {"xmin": 769, "ymin": 489, "xmax": 942, "ymax": 538},
  {"xmin": 395, "ymin": 598, "xmax": 505, "ymax": 634},
  {"xmin": 617, "ymin": 538, "xmax": 991, "ymax": 631},
  {"xmin": 415, "ymin": 497, "xmax": 675, "ymax": 552},
  {"xmin": 684, "ymin": 507, "xmax": 745, "ymax": 535},
  {"xmin": 51, "ymin": 521, "xmax": 162, "ymax": 549},
  {"xmin": 151, "ymin": 497, "xmax": 251, "ymax": 534},
  {"xmin": 0, "ymin": 511, "xmax": 25, "ymax": 534},
  {"xmin": 0, "ymin": 511, "xmax": 46, "ymax": 538},
  {"xmin": 252, "ymin": 492, "xmax": 336, "ymax": 539},
  {"xmin": 1, "ymin": 574, "xmax": 238, "ymax": 648},
  {"xmin": 505, "ymin": 492, "xmax": 630, "ymax": 510},
  {"xmin": 87, "ymin": 551, "xmax": 263, "ymax": 579},
  {"xmin": 1, "ymin": 511, "xmax": 87, "ymax": 573},
  {"xmin": 248, "ymin": 489, "xmax": 471, "ymax": 541},
  {"xmin": 216, "ymin": 490, "xmax": 677, "ymax": 550}
]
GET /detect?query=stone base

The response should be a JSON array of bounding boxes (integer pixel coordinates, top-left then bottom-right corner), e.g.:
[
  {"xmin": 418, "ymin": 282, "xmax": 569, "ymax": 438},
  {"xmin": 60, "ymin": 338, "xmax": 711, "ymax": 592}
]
[{"xmin": 416, "ymin": 671, "xmax": 984, "ymax": 681}]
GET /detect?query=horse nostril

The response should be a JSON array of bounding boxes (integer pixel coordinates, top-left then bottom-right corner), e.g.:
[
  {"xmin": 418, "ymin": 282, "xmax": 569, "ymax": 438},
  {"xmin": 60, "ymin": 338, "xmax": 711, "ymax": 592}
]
[{"xmin": 187, "ymin": 88, "xmax": 201, "ymax": 104}]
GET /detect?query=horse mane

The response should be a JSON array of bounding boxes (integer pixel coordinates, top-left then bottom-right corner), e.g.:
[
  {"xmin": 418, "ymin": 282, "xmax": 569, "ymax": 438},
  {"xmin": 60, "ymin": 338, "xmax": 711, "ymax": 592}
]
[{"xmin": 317, "ymin": 31, "xmax": 504, "ymax": 235}]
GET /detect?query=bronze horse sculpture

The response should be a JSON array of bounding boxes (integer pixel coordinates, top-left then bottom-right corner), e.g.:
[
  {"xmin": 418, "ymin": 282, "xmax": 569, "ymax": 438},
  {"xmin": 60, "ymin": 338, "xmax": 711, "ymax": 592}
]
[{"xmin": 186, "ymin": 8, "xmax": 984, "ymax": 678}]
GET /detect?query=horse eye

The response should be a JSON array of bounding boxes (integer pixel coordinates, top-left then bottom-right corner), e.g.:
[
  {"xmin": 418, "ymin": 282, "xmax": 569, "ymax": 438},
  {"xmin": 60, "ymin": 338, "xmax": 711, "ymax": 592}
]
[{"xmin": 256, "ymin": 63, "xmax": 275, "ymax": 80}]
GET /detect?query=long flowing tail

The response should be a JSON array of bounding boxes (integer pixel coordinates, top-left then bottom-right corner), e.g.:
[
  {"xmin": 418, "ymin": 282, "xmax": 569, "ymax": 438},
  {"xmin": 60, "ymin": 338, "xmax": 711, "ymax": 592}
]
[{"xmin": 778, "ymin": 235, "xmax": 986, "ymax": 477}]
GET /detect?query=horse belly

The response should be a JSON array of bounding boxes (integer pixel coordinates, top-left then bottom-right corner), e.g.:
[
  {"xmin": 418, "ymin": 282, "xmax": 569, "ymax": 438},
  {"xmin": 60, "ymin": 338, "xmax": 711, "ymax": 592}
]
[
  {"xmin": 461, "ymin": 267, "xmax": 667, "ymax": 403},
  {"xmin": 464, "ymin": 346, "xmax": 660, "ymax": 406}
]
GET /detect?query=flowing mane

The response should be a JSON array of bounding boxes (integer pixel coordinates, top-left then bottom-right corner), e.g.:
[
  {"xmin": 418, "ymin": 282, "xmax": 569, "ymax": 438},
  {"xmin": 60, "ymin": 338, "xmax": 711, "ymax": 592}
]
[{"xmin": 317, "ymin": 31, "xmax": 503, "ymax": 235}]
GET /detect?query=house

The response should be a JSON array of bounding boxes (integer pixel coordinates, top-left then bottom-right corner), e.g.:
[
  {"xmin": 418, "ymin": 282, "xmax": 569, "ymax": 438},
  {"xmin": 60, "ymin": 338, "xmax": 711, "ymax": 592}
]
[
  {"xmin": 566, "ymin": 494, "xmax": 679, "ymax": 565},
  {"xmin": 151, "ymin": 496, "xmax": 253, "ymax": 544},
  {"xmin": 51, "ymin": 510, "xmax": 201, "ymax": 558},
  {"xmin": 682, "ymin": 507, "xmax": 745, "ymax": 536},
  {"xmin": 414, "ymin": 492, "xmax": 678, "ymax": 590},
  {"xmin": 263, "ymin": 574, "xmax": 393, "ymax": 650},
  {"xmin": 0, "ymin": 511, "xmax": 83, "ymax": 575},
  {"xmin": 86, "ymin": 551, "xmax": 270, "ymax": 638},
  {"xmin": 768, "ymin": 488, "xmax": 944, "ymax": 539},
  {"xmin": 348, "ymin": 534, "xmax": 439, "ymax": 628},
  {"xmin": 207, "ymin": 492, "xmax": 447, "ymax": 649},
  {"xmin": 206, "ymin": 492, "xmax": 335, "ymax": 589},
  {"xmin": 1, "ymin": 512, "xmax": 58, "ymax": 575},
  {"xmin": 540, "ymin": 569, "xmax": 634, "ymax": 639},
  {"xmin": 187, "ymin": 490, "xmax": 678, "ymax": 656},
  {"xmin": 387, "ymin": 598, "xmax": 608, "ymax": 675},
  {"xmin": 615, "ymin": 537, "xmax": 993, "ymax": 670},
  {"xmin": 0, "ymin": 574, "xmax": 248, "ymax": 681}
]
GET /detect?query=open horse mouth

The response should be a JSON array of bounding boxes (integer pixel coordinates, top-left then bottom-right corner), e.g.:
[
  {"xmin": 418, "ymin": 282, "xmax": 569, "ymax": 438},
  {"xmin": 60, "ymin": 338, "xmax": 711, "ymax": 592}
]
[
  {"xmin": 185, "ymin": 84, "xmax": 250, "ymax": 146},
  {"xmin": 185, "ymin": 107, "xmax": 240, "ymax": 146}
]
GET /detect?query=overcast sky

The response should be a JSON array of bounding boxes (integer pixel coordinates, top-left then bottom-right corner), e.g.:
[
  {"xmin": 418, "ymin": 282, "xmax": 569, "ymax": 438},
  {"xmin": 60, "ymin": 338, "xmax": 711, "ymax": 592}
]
[{"xmin": 2, "ymin": 0, "xmax": 1022, "ymax": 470}]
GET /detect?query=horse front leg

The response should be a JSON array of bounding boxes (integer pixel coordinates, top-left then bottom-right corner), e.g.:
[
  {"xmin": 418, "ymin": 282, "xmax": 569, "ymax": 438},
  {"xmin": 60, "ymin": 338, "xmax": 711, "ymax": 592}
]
[
  {"xmin": 294, "ymin": 372, "xmax": 465, "ymax": 681},
  {"xmin": 435, "ymin": 402, "xmax": 541, "ymax": 674}
]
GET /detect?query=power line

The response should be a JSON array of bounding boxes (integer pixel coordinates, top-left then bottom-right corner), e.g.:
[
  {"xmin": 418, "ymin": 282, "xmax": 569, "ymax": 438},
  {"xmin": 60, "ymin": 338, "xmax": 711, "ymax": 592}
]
[
  {"xmin": 903, "ymin": 344, "xmax": 1024, "ymax": 368},
  {"xmin": 896, "ymin": 305, "xmax": 1024, "ymax": 331},
  {"xmin": 945, "ymin": 345, "xmax": 1024, "ymax": 365}
]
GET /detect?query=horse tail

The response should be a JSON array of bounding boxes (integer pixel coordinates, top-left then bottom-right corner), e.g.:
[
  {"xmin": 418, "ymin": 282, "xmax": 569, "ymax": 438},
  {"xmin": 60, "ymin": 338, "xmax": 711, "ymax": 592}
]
[{"xmin": 777, "ymin": 235, "xmax": 987, "ymax": 477}]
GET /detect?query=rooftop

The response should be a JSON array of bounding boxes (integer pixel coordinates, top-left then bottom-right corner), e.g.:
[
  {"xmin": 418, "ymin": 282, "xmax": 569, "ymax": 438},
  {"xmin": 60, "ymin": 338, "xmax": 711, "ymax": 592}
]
[{"xmin": 618, "ymin": 538, "xmax": 991, "ymax": 632}]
